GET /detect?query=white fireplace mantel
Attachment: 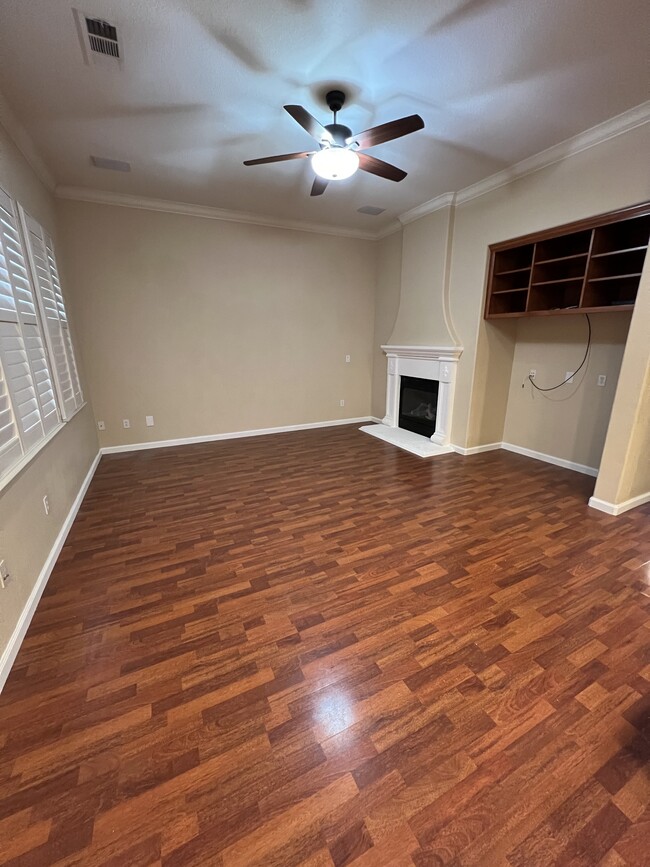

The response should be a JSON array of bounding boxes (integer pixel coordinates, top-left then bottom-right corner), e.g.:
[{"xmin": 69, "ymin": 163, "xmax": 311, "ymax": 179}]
[{"xmin": 381, "ymin": 344, "xmax": 463, "ymax": 448}]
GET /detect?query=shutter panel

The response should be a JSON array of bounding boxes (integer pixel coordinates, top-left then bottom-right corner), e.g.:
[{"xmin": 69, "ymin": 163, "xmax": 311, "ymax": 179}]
[
  {"xmin": 44, "ymin": 233, "xmax": 83, "ymax": 410},
  {"xmin": 21, "ymin": 209, "xmax": 81, "ymax": 419},
  {"xmin": 2, "ymin": 194, "xmax": 59, "ymax": 435},
  {"xmin": 0, "ymin": 189, "xmax": 45, "ymax": 455},
  {"xmin": 0, "ymin": 360, "xmax": 23, "ymax": 477}
]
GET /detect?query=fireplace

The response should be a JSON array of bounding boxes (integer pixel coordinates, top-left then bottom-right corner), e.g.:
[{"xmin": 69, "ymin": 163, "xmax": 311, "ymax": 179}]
[
  {"xmin": 360, "ymin": 345, "xmax": 463, "ymax": 456},
  {"xmin": 399, "ymin": 375, "xmax": 439, "ymax": 437}
]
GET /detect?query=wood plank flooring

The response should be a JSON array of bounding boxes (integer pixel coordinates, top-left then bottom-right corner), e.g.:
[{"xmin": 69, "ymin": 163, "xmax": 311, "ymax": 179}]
[{"xmin": 1, "ymin": 424, "xmax": 649, "ymax": 866}]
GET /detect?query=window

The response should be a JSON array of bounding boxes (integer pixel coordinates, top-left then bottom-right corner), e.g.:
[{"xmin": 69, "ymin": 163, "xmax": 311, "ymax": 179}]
[{"xmin": 0, "ymin": 186, "xmax": 83, "ymax": 485}]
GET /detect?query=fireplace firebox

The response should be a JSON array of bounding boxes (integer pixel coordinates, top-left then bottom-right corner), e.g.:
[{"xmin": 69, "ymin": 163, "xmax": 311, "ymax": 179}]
[{"xmin": 398, "ymin": 375, "xmax": 440, "ymax": 438}]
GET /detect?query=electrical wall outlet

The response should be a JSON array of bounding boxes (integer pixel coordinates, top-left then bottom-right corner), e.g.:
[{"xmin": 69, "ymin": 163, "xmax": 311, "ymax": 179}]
[
  {"xmin": 565, "ymin": 371, "xmax": 575, "ymax": 384},
  {"xmin": 345, "ymin": 355, "xmax": 351, "ymax": 363},
  {"xmin": 122, "ymin": 419, "xmax": 130, "ymax": 429},
  {"xmin": 339, "ymin": 399, "xmax": 345, "ymax": 407},
  {"xmin": 43, "ymin": 495, "xmax": 50, "ymax": 516},
  {"xmin": 0, "ymin": 559, "xmax": 8, "ymax": 589},
  {"xmin": 597, "ymin": 374, "xmax": 607, "ymax": 387},
  {"xmin": 97, "ymin": 420, "xmax": 105, "ymax": 431},
  {"xmin": 529, "ymin": 369, "xmax": 536, "ymax": 380},
  {"xmin": 145, "ymin": 415, "xmax": 154, "ymax": 427}
]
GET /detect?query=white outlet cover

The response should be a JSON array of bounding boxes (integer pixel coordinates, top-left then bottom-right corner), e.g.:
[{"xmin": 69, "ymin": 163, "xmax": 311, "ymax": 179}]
[
  {"xmin": 146, "ymin": 415, "xmax": 154, "ymax": 426},
  {"xmin": 123, "ymin": 419, "xmax": 130, "ymax": 428},
  {"xmin": 97, "ymin": 420, "xmax": 105, "ymax": 430},
  {"xmin": 339, "ymin": 399, "xmax": 345, "ymax": 407},
  {"xmin": 597, "ymin": 374, "xmax": 607, "ymax": 386},
  {"xmin": 345, "ymin": 355, "xmax": 351, "ymax": 363}
]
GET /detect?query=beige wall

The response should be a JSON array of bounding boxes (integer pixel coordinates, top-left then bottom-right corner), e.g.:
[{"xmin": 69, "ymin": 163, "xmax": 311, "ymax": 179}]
[
  {"xmin": 0, "ymin": 123, "xmax": 98, "ymax": 660},
  {"xmin": 389, "ymin": 206, "xmax": 456, "ymax": 346},
  {"xmin": 503, "ymin": 314, "xmax": 631, "ymax": 469},
  {"xmin": 371, "ymin": 230, "xmax": 402, "ymax": 418},
  {"xmin": 449, "ymin": 122, "xmax": 650, "ymax": 449},
  {"xmin": 56, "ymin": 201, "xmax": 377, "ymax": 448}
]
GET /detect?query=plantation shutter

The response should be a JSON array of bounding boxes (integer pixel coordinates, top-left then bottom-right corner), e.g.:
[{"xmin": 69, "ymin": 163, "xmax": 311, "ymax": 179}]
[
  {"xmin": 21, "ymin": 208, "xmax": 83, "ymax": 419},
  {"xmin": 44, "ymin": 233, "xmax": 83, "ymax": 410},
  {"xmin": 0, "ymin": 188, "xmax": 46, "ymax": 461}
]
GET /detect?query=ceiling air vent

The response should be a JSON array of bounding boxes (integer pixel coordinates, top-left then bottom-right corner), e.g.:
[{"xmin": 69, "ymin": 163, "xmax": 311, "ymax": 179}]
[
  {"xmin": 85, "ymin": 18, "xmax": 119, "ymax": 58},
  {"xmin": 73, "ymin": 9, "xmax": 123, "ymax": 68},
  {"xmin": 357, "ymin": 206, "xmax": 386, "ymax": 216},
  {"xmin": 90, "ymin": 155, "xmax": 131, "ymax": 172}
]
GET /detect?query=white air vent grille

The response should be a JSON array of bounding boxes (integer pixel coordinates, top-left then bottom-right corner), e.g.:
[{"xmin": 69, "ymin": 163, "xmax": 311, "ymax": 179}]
[
  {"xmin": 357, "ymin": 206, "xmax": 386, "ymax": 216},
  {"xmin": 90, "ymin": 155, "xmax": 131, "ymax": 172},
  {"xmin": 73, "ymin": 8, "xmax": 123, "ymax": 68},
  {"xmin": 85, "ymin": 18, "xmax": 119, "ymax": 57}
]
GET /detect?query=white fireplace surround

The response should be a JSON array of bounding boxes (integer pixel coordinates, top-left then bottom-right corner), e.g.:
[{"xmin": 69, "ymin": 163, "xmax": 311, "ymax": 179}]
[{"xmin": 380, "ymin": 344, "xmax": 462, "ymax": 450}]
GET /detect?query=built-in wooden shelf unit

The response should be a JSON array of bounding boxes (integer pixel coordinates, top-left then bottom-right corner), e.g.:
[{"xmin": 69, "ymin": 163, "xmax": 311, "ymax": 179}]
[{"xmin": 484, "ymin": 202, "xmax": 650, "ymax": 319}]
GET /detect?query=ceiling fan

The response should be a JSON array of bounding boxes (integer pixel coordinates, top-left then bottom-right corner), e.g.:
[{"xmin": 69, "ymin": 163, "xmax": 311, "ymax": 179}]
[{"xmin": 243, "ymin": 90, "xmax": 425, "ymax": 196}]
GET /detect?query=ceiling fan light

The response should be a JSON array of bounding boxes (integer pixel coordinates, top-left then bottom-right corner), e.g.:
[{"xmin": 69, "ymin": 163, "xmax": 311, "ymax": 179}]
[{"xmin": 311, "ymin": 147, "xmax": 359, "ymax": 181}]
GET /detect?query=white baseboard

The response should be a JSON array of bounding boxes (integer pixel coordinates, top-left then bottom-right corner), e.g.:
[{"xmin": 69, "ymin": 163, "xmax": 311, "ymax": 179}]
[
  {"xmin": 0, "ymin": 451, "xmax": 102, "ymax": 692},
  {"xmin": 501, "ymin": 442, "xmax": 598, "ymax": 477},
  {"xmin": 100, "ymin": 417, "xmax": 373, "ymax": 455},
  {"xmin": 368, "ymin": 416, "xmax": 383, "ymax": 425},
  {"xmin": 451, "ymin": 442, "xmax": 503, "ymax": 456},
  {"xmin": 588, "ymin": 492, "xmax": 650, "ymax": 516}
]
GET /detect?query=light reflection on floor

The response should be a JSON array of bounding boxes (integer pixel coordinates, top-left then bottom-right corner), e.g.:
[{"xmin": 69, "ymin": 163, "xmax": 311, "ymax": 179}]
[{"xmin": 314, "ymin": 689, "xmax": 356, "ymax": 739}]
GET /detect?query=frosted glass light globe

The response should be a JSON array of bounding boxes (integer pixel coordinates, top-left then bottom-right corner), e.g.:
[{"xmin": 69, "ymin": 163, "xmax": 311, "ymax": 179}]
[{"xmin": 311, "ymin": 147, "xmax": 359, "ymax": 181}]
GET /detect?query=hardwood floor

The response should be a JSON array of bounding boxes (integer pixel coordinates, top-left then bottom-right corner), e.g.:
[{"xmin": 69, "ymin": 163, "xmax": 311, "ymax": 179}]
[{"xmin": 1, "ymin": 424, "xmax": 649, "ymax": 866}]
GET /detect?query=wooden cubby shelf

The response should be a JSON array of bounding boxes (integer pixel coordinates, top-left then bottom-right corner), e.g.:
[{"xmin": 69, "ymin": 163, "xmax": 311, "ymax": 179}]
[{"xmin": 485, "ymin": 202, "xmax": 650, "ymax": 319}]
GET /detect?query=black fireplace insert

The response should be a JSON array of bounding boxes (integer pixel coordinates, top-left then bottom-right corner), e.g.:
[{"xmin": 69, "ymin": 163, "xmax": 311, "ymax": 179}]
[{"xmin": 398, "ymin": 375, "xmax": 439, "ymax": 437}]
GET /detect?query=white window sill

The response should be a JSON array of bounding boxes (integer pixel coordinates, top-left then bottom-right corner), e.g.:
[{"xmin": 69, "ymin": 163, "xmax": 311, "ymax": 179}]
[{"xmin": 0, "ymin": 401, "xmax": 87, "ymax": 494}]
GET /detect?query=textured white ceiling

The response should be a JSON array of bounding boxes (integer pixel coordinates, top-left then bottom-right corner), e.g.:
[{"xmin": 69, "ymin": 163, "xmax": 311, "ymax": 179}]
[{"xmin": 0, "ymin": 0, "xmax": 648, "ymax": 232}]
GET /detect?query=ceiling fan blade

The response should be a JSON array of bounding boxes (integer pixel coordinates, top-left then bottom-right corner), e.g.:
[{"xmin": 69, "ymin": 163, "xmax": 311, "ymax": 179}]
[
  {"xmin": 347, "ymin": 114, "xmax": 424, "ymax": 149},
  {"xmin": 358, "ymin": 152, "xmax": 407, "ymax": 182},
  {"xmin": 284, "ymin": 105, "xmax": 333, "ymax": 144},
  {"xmin": 310, "ymin": 177, "xmax": 328, "ymax": 197},
  {"xmin": 243, "ymin": 151, "xmax": 314, "ymax": 166}
]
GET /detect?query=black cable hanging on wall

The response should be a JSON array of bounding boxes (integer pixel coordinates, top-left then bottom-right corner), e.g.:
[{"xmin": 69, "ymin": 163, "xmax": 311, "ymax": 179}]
[{"xmin": 527, "ymin": 313, "xmax": 592, "ymax": 392}]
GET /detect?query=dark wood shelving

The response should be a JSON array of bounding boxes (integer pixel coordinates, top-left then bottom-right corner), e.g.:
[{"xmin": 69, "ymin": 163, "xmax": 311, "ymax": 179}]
[
  {"xmin": 591, "ymin": 245, "xmax": 646, "ymax": 259},
  {"xmin": 535, "ymin": 252, "xmax": 588, "ymax": 265},
  {"xmin": 587, "ymin": 273, "xmax": 642, "ymax": 282},
  {"xmin": 531, "ymin": 277, "xmax": 584, "ymax": 286},
  {"xmin": 485, "ymin": 201, "xmax": 650, "ymax": 319},
  {"xmin": 494, "ymin": 266, "xmax": 532, "ymax": 276}
]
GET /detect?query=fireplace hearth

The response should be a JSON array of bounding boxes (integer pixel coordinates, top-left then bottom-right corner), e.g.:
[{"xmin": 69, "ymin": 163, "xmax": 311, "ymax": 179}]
[{"xmin": 399, "ymin": 375, "xmax": 440, "ymax": 437}]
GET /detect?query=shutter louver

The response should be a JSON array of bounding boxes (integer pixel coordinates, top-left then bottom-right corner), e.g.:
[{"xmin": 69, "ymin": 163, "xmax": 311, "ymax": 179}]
[
  {"xmin": 0, "ymin": 189, "xmax": 46, "ymax": 456},
  {"xmin": 21, "ymin": 209, "xmax": 82, "ymax": 420}
]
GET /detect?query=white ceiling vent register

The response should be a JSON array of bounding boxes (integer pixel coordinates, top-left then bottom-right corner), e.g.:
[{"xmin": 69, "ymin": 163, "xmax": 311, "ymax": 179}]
[
  {"xmin": 73, "ymin": 9, "xmax": 123, "ymax": 68},
  {"xmin": 90, "ymin": 155, "xmax": 131, "ymax": 172},
  {"xmin": 357, "ymin": 206, "xmax": 386, "ymax": 216}
]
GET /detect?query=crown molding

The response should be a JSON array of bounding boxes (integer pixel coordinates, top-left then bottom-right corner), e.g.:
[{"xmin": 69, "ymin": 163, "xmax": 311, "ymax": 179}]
[
  {"xmin": 43, "ymin": 99, "xmax": 650, "ymax": 238},
  {"xmin": 398, "ymin": 192, "xmax": 456, "ymax": 225},
  {"xmin": 54, "ymin": 186, "xmax": 380, "ymax": 241},
  {"xmin": 374, "ymin": 220, "xmax": 403, "ymax": 240},
  {"xmin": 0, "ymin": 90, "xmax": 56, "ymax": 193},
  {"xmin": 455, "ymin": 100, "xmax": 650, "ymax": 206}
]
